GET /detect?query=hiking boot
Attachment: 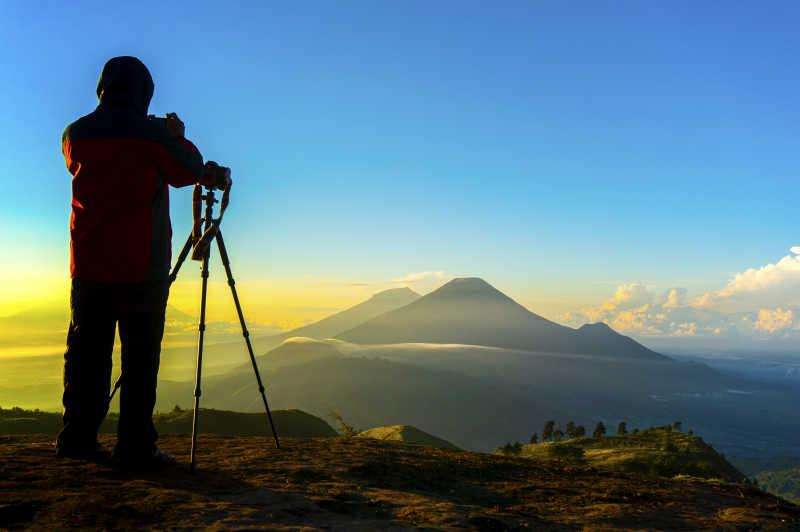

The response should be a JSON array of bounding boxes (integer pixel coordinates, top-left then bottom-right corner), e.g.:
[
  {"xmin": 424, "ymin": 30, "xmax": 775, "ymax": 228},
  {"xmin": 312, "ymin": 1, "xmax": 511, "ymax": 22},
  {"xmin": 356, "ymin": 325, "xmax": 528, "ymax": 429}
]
[{"xmin": 55, "ymin": 441, "xmax": 110, "ymax": 461}]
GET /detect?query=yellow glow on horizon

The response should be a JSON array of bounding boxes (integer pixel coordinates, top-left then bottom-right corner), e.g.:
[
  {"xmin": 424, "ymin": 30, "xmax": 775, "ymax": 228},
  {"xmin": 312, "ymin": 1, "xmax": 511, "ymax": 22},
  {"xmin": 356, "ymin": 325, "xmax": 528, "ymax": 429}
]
[
  {"xmin": 0, "ymin": 270, "xmax": 379, "ymax": 330},
  {"xmin": 0, "ymin": 269, "xmax": 582, "ymax": 335},
  {"xmin": 0, "ymin": 273, "xmax": 70, "ymax": 318},
  {"xmin": 167, "ymin": 277, "xmax": 375, "ymax": 330}
]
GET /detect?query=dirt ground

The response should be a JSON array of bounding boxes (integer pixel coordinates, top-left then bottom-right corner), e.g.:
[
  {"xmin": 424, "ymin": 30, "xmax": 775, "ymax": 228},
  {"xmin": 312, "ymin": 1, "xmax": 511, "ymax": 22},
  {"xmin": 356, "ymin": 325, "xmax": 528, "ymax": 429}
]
[{"xmin": 1, "ymin": 434, "xmax": 798, "ymax": 530}]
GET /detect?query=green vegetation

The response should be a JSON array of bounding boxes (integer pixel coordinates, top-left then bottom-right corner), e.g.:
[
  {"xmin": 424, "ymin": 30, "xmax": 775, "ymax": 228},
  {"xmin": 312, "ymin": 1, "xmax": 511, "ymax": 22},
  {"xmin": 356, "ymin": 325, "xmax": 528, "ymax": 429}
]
[
  {"xmin": 498, "ymin": 423, "xmax": 746, "ymax": 483},
  {"xmin": 755, "ymin": 467, "xmax": 800, "ymax": 504},
  {"xmin": 0, "ymin": 406, "xmax": 336, "ymax": 438},
  {"xmin": 536, "ymin": 419, "xmax": 586, "ymax": 443},
  {"xmin": 593, "ymin": 421, "xmax": 607, "ymax": 439}
]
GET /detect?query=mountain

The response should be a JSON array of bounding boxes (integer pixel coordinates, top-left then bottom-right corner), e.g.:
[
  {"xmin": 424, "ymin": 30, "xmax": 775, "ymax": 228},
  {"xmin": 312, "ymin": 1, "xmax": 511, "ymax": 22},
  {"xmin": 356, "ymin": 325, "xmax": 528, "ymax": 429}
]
[
  {"xmin": 338, "ymin": 277, "xmax": 666, "ymax": 361},
  {"xmin": 357, "ymin": 425, "xmax": 460, "ymax": 450},
  {"xmin": 251, "ymin": 337, "xmax": 343, "ymax": 371},
  {"xmin": 149, "ymin": 287, "xmax": 420, "ymax": 382},
  {"xmin": 5, "ymin": 434, "xmax": 798, "ymax": 529},
  {"xmin": 239, "ymin": 287, "xmax": 420, "ymax": 353},
  {"xmin": 279, "ymin": 287, "xmax": 420, "ymax": 341}
]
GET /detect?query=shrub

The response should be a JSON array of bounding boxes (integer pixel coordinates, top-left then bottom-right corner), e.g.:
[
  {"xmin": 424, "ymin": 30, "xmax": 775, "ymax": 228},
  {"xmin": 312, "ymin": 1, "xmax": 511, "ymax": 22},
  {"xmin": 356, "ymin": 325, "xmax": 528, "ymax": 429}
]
[
  {"xmin": 329, "ymin": 410, "xmax": 358, "ymax": 437},
  {"xmin": 593, "ymin": 421, "xmax": 606, "ymax": 439},
  {"xmin": 499, "ymin": 442, "xmax": 523, "ymax": 455},
  {"xmin": 542, "ymin": 420, "xmax": 555, "ymax": 441}
]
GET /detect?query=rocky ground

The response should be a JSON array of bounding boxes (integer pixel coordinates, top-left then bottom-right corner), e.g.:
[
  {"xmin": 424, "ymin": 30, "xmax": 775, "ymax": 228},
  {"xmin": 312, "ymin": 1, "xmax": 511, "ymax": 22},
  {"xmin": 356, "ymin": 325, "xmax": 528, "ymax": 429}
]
[{"xmin": 1, "ymin": 434, "xmax": 798, "ymax": 530}]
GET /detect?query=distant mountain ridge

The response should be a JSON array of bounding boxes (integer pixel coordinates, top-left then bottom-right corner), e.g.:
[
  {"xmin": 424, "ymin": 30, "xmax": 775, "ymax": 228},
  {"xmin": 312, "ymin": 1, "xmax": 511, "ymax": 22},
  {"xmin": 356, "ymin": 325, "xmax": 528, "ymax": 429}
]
[
  {"xmin": 252, "ymin": 287, "xmax": 420, "ymax": 351},
  {"xmin": 0, "ymin": 406, "xmax": 335, "ymax": 438},
  {"xmin": 338, "ymin": 277, "xmax": 667, "ymax": 361}
]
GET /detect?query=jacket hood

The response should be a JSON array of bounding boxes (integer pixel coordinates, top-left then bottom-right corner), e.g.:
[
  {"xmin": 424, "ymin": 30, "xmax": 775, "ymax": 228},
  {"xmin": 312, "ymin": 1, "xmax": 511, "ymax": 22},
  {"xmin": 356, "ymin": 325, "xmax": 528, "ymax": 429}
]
[{"xmin": 96, "ymin": 56, "xmax": 154, "ymax": 116}]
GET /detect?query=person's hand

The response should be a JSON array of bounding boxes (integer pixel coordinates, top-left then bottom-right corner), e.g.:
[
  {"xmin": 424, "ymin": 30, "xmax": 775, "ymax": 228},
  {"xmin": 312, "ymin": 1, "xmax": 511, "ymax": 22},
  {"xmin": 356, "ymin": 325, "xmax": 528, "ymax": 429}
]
[
  {"xmin": 203, "ymin": 161, "xmax": 232, "ymax": 190},
  {"xmin": 216, "ymin": 171, "xmax": 232, "ymax": 191},
  {"xmin": 165, "ymin": 112, "xmax": 185, "ymax": 138}
]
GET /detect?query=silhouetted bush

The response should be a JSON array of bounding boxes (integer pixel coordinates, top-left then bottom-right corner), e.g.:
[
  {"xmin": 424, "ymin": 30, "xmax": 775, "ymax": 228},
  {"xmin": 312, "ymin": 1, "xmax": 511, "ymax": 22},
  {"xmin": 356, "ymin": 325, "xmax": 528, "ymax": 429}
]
[
  {"xmin": 329, "ymin": 410, "xmax": 358, "ymax": 437},
  {"xmin": 542, "ymin": 420, "xmax": 555, "ymax": 441},
  {"xmin": 593, "ymin": 421, "xmax": 606, "ymax": 439}
]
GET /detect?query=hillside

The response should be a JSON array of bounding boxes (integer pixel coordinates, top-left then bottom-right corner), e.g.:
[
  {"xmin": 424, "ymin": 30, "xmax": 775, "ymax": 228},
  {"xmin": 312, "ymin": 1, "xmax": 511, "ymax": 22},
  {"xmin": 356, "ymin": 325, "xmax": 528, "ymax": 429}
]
[
  {"xmin": 505, "ymin": 427, "xmax": 746, "ymax": 483},
  {"xmin": 2, "ymin": 434, "xmax": 797, "ymax": 529},
  {"xmin": 757, "ymin": 467, "xmax": 800, "ymax": 504},
  {"xmin": 356, "ymin": 424, "xmax": 460, "ymax": 450},
  {"xmin": 157, "ymin": 354, "xmax": 562, "ymax": 450},
  {"xmin": 338, "ymin": 277, "xmax": 667, "ymax": 361},
  {"xmin": 0, "ymin": 407, "xmax": 336, "ymax": 438},
  {"xmin": 158, "ymin": 336, "xmax": 755, "ymax": 452}
]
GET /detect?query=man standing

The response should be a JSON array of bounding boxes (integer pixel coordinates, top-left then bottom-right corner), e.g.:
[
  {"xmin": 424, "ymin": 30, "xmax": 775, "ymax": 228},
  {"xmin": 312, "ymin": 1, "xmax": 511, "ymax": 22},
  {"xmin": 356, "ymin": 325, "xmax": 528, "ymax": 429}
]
[{"xmin": 58, "ymin": 56, "xmax": 226, "ymax": 468}]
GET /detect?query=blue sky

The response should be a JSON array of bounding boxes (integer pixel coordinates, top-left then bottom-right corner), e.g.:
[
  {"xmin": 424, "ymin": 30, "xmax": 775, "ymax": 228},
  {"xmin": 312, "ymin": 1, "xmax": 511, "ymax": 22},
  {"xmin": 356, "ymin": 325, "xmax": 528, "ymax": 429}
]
[{"xmin": 2, "ymin": 1, "xmax": 799, "ymax": 334}]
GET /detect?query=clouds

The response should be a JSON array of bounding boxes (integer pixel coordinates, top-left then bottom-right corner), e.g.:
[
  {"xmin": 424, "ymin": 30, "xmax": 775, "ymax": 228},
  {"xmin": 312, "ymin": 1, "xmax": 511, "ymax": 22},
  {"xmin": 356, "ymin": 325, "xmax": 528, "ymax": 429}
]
[
  {"xmin": 693, "ymin": 248, "xmax": 800, "ymax": 311},
  {"xmin": 390, "ymin": 271, "xmax": 452, "ymax": 293},
  {"xmin": 392, "ymin": 271, "xmax": 448, "ymax": 284},
  {"xmin": 662, "ymin": 288, "xmax": 687, "ymax": 309},
  {"xmin": 564, "ymin": 281, "xmax": 712, "ymax": 337},
  {"xmin": 755, "ymin": 308, "xmax": 795, "ymax": 334},
  {"xmin": 564, "ymin": 247, "xmax": 800, "ymax": 339}
]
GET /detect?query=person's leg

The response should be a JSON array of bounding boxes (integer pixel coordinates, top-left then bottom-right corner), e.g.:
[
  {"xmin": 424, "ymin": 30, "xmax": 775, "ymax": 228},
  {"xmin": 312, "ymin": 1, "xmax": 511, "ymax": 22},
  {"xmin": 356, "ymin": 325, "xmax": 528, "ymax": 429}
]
[
  {"xmin": 114, "ymin": 282, "xmax": 168, "ymax": 461},
  {"xmin": 57, "ymin": 279, "xmax": 116, "ymax": 455}
]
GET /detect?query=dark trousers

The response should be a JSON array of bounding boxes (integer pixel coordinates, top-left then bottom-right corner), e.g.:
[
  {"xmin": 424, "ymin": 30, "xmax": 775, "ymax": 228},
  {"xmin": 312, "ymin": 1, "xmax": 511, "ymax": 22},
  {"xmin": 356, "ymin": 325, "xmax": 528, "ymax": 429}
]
[{"xmin": 57, "ymin": 279, "xmax": 169, "ymax": 458}]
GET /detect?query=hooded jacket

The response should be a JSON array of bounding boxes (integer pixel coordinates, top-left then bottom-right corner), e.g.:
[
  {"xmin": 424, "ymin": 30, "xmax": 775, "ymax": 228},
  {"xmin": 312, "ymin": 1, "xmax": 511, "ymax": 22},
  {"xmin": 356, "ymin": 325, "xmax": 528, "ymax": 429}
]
[{"xmin": 63, "ymin": 56, "xmax": 205, "ymax": 283}]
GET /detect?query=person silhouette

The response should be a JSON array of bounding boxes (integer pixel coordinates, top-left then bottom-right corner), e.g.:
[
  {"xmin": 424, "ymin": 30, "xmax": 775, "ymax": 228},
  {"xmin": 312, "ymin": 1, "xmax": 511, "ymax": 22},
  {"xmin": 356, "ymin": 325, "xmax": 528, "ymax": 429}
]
[{"xmin": 57, "ymin": 56, "xmax": 226, "ymax": 468}]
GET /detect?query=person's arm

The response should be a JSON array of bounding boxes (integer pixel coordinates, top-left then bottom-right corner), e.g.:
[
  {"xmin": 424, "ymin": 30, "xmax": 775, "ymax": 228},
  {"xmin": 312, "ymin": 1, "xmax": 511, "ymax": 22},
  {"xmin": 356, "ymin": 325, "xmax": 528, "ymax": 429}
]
[
  {"xmin": 61, "ymin": 126, "xmax": 79, "ymax": 176},
  {"xmin": 151, "ymin": 113, "xmax": 214, "ymax": 188}
]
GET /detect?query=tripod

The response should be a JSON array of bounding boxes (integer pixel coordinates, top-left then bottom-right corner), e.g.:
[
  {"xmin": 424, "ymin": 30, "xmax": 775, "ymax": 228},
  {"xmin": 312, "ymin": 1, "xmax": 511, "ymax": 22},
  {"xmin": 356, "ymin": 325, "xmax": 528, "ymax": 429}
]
[{"xmin": 170, "ymin": 184, "xmax": 281, "ymax": 472}]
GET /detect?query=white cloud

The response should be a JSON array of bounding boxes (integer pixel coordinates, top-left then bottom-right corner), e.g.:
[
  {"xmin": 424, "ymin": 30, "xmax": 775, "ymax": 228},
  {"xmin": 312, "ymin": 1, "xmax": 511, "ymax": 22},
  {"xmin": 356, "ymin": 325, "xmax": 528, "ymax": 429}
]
[
  {"xmin": 392, "ymin": 271, "xmax": 448, "ymax": 284},
  {"xmin": 564, "ymin": 247, "xmax": 800, "ymax": 340},
  {"xmin": 661, "ymin": 288, "xmax": 687, "ymax": 309},
  {"xmin": 565, "ymin": 283, "xmax": 702, "ymax": 337},
  {"xmin": 576, "ymin": 283, "xmax": 652, "ymax": 323},
  {"xmin": 673, "ymin": 322, "xmax": 698, "ymax": 337},
  {"xmin": 755, "ymin": 308, "xmax": 795, "ymax": 334},
  {"xmin": 693, "ymin": 247, "xmax": 800, "ymax": 311}
]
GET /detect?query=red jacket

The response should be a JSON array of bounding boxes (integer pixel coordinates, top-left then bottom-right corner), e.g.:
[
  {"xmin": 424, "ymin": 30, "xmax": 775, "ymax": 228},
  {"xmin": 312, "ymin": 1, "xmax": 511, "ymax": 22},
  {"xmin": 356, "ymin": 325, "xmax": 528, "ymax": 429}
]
[{"xmin": 63, "ymin": 57, "xmax": 206, "ymax": 283}]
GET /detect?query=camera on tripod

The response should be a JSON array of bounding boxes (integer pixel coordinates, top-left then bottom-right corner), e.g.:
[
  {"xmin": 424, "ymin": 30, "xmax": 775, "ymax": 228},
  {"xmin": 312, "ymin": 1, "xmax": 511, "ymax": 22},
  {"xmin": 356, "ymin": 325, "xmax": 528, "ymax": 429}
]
[{"xmin": 202, "ymin": 161, "xmax": 232, "ymax": 191}]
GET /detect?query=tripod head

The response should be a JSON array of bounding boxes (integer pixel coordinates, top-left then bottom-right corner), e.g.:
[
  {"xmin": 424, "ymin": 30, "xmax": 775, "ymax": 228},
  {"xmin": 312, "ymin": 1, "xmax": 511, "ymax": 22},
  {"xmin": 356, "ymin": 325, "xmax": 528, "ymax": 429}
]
[{"xmin": 190, "ymin": 168, "xmax": 232, "ymax": 261}]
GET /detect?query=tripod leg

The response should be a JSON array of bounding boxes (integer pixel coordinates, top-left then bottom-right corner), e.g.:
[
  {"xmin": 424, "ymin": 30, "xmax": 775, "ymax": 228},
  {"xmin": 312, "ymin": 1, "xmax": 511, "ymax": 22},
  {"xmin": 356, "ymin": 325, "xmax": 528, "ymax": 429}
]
[
  {"xmin": 189, "ymin": 247, "xmax": 211, "ymax": 472},
  {"xmin": 215, "ymin": 230, "xmax": 281, "ymax": 449}
]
